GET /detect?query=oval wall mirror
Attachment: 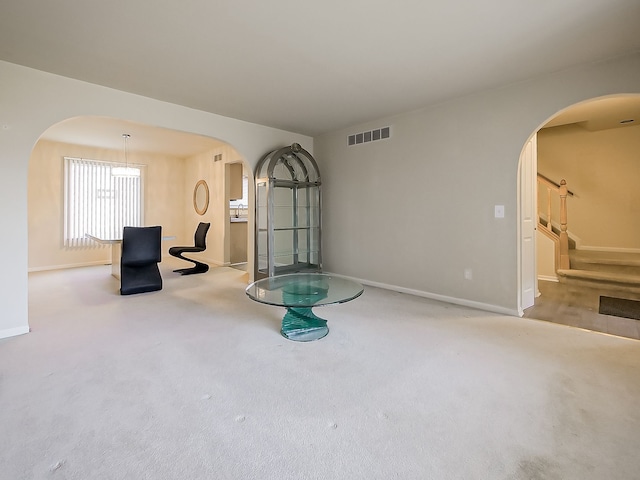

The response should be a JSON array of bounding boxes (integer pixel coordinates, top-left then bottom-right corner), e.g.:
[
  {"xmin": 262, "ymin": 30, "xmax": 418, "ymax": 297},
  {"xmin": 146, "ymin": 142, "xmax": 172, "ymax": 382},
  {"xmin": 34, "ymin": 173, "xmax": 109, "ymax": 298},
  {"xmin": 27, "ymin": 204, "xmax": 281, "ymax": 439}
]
[{"xmin": 193, "ymin": 180, "xmax": 209, "ymax": 215}]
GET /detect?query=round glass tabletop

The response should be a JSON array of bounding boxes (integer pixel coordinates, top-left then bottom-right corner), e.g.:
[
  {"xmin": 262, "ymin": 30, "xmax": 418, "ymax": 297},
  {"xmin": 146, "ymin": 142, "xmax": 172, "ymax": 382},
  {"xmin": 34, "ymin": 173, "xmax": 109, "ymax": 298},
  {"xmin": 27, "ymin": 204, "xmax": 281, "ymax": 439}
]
[{"xmin": 245, "ymin": 273, "xmax": 364, "ymax": 308}]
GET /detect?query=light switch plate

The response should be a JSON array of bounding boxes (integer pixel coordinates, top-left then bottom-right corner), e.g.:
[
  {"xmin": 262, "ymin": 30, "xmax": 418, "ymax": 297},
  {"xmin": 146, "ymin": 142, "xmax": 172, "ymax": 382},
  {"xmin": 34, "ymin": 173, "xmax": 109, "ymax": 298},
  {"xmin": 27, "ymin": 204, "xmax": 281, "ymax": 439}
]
[{"xmin": 495, "ymin": 205, "xmax": 505, "ymax": 218}]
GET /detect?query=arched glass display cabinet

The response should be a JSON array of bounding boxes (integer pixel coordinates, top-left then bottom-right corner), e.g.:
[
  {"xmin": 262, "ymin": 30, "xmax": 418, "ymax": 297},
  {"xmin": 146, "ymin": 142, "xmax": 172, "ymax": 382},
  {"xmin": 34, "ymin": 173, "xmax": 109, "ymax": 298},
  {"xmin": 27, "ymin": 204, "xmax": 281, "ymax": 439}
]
[{"xmin": 254, "ymin": 143, "xmax": 321, "ymax": 279}]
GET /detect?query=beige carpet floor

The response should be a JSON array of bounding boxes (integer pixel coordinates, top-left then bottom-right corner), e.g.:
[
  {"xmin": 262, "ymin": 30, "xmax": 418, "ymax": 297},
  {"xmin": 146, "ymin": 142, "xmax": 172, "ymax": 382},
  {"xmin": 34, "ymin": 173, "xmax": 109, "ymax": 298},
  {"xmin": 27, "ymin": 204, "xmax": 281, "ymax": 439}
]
[{"xmin": 1, "ymin": 261, "xmax": 640, "ymax": 479}]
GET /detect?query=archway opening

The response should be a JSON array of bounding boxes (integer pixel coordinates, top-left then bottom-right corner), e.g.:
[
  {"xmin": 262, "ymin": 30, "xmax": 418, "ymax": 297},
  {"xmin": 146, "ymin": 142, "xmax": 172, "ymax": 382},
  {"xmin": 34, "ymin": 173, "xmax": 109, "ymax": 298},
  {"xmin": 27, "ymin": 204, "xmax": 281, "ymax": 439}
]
[
  {"xmin": 519, "ymin": 94, "xmax": 640, "ymax": 337},
  {"xmin": 27, "ymin": 115, "xmax": 256, "ymax": 324}
]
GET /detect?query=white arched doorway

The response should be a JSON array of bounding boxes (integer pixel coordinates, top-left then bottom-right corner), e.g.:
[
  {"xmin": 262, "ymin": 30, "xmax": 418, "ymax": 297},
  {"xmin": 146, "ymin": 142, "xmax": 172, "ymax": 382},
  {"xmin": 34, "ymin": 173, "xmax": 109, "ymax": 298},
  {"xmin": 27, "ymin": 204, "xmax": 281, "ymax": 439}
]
[
  {"xmin": 1, "ymin": 60, "xmax": 314, "ymax": 340},
  {"xmin": 518, "ymin": 94, "xmax": 640, "ymax": 315},
  {"xmin": 27, "ymin": 115, "xmax": 255, "ymax": 294}
]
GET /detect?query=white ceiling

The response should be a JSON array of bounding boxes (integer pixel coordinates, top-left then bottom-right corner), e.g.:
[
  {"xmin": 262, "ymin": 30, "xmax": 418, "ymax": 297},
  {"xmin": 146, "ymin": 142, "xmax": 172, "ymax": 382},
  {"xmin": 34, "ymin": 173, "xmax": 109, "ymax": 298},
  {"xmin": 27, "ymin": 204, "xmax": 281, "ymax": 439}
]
[{"xmin": 2, "ymin": 0, "xmax": 640, "ymax": 140}]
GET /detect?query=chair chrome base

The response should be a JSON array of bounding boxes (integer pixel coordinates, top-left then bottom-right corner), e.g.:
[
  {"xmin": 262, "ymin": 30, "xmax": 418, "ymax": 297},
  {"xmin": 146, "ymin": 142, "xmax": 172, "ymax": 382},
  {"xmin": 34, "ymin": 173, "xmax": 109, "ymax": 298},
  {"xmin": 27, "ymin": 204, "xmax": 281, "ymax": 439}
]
[{"xmin": 172, "ymin": 261, "xmax": 209, "ymax": 275}]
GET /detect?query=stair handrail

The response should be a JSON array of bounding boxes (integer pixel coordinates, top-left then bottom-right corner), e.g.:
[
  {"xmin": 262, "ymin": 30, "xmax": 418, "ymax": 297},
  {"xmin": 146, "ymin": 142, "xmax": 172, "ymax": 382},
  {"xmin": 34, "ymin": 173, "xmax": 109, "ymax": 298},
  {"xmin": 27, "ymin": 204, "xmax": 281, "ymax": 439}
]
[
  {"xmin": 537, "ymin": 173, "xmax": 575, "ymax": 196},
  {"xmin": 537, "ymin": 174, "xmax": 571, "ymax": 270}
]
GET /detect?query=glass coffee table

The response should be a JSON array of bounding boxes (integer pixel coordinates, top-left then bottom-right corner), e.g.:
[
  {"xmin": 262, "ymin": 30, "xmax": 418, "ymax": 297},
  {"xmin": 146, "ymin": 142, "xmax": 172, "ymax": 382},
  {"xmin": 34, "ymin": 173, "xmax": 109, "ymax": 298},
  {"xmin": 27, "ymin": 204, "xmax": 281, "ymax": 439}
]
[{"xmin": 245, "ymin": 273, "xmax": 364, "ymax": 342}]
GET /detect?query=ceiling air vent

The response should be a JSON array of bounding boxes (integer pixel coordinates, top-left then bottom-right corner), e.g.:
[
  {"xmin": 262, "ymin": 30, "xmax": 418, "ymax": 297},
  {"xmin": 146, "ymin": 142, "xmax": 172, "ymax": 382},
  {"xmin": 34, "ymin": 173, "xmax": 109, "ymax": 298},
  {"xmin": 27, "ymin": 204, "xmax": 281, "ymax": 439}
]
[{"xmin": 347, "ymin": 126, "xmax": 391, "ymax": 146}]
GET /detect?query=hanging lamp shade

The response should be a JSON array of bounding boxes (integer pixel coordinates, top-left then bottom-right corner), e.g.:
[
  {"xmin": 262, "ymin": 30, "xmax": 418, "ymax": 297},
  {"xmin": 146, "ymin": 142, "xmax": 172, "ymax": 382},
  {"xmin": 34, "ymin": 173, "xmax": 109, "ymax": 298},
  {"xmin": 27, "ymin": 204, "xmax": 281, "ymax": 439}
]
[
  {"xmin": 112, "ymin": 133, "xmax": 140, "ymax": 177},
  {"xmin": 111, "ymin": 166, "xmax": 140, "ymax": 177}
]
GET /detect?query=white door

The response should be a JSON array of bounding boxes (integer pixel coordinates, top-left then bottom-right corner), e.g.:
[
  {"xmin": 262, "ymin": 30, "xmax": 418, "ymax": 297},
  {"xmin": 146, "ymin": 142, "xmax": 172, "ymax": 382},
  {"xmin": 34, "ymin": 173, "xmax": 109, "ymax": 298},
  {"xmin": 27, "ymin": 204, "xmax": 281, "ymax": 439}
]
[{"xmin": 519, "ymin": 134, "xmax": 537, "ymax": 311}]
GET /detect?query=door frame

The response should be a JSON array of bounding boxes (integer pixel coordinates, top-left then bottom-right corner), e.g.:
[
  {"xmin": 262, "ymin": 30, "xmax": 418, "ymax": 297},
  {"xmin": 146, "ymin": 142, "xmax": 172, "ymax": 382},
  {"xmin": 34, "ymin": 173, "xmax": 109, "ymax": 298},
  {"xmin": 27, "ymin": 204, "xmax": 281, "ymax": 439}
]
[{"xmin": 517, "ymin": 133, "xmax": 538, "ymax": 315}]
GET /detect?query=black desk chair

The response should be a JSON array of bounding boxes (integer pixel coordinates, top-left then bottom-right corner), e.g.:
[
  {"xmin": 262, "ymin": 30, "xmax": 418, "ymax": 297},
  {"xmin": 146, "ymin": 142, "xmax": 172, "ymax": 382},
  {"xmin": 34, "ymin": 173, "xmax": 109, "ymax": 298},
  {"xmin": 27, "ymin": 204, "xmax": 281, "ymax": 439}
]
[
  {"xmin": 120, "ymin": 226, "xmax": 163, "ymax": 295},
  {"xmin": 169, "ymin": 222, "xmax": 210, "ymax": 275}
]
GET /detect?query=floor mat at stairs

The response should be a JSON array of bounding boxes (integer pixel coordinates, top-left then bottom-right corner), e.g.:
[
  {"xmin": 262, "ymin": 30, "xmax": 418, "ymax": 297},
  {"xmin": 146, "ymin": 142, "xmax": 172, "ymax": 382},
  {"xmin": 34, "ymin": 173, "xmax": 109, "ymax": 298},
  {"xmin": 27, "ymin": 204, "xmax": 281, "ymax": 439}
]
[{"xmin": 599, "ymin": 296, "xmax": 640, "ymax": 321}]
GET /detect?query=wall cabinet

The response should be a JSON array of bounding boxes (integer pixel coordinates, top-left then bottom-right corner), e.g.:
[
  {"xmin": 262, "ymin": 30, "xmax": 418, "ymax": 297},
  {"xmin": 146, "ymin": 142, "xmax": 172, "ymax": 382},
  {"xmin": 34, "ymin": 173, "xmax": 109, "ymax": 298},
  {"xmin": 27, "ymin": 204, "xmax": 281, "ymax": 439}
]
[{"xmin": 229, "ymin": 163, "xmax": 243, "ymax": 200}]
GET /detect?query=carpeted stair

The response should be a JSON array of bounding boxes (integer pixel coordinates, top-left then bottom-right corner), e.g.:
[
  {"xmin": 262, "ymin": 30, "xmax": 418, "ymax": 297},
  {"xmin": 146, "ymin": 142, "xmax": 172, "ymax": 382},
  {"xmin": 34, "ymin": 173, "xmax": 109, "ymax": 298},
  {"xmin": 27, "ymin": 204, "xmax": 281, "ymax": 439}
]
[{"xmin": 557, "ymin": 250, "xmax": 640, "ymax": 300}]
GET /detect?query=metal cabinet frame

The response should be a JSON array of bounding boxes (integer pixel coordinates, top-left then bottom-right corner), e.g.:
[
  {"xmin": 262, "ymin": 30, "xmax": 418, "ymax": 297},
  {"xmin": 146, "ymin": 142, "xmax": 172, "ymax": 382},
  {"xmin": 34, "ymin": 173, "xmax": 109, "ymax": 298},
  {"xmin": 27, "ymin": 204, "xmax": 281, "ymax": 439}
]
[{"xmin": 254, "ymin": 143, "xmax": 322, "ymax": 279}]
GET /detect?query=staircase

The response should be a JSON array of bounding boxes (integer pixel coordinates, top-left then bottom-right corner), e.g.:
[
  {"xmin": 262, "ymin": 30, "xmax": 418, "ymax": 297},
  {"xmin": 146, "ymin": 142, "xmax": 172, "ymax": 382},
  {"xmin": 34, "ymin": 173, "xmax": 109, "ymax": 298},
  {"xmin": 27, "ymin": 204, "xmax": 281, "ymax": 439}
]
[
  {"xmin": 538, "ymin": 217, "xmax": 576, "ymax": 249},
  {"xmin": 537, "ymin": 173, "xmax": 640, "ymax": 301},
  {"xmin": 557, "ymin": 250, "xmax": 640, "ymax": 300}
]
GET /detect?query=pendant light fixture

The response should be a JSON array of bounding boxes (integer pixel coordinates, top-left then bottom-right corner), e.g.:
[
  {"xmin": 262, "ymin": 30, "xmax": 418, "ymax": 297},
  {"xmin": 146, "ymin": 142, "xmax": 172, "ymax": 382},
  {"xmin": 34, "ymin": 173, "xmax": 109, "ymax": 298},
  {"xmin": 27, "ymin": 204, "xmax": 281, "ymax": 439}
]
[{"xmin": 112, "ymin": 133, "xmax": 140, "ymax": 177}]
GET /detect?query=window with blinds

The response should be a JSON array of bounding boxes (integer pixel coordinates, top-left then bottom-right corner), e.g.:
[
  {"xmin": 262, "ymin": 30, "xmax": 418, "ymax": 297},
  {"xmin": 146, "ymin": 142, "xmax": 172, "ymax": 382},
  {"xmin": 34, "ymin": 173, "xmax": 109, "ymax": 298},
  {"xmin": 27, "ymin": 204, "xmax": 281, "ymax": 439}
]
[{"xmin": 64, "ymin": 157, "xmax": 143, "ymax": 247}]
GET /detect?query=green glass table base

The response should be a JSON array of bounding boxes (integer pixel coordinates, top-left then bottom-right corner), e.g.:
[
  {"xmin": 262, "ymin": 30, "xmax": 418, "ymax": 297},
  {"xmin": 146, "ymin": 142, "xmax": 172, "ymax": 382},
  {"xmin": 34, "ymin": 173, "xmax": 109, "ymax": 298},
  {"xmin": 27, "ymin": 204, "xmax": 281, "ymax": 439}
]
[
  {"xmin": 246, "ymin": 273, "xmax": 364, "ymax": 342},
  {"xmin": 281, "ymin": 307, "xmax": 329, "ymax": 341}
]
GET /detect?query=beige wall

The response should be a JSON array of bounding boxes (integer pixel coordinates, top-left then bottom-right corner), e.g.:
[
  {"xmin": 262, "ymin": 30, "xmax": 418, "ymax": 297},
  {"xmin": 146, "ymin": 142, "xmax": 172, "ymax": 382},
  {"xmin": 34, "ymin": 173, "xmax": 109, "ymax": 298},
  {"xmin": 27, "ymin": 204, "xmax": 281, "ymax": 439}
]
[
  {"xmin": 537, "ymin": 124, "xmax": 640, "ymax": 251},
  {"xmin": 28, "ymin": 139, "xmax": 187, "ymax": 270},
  {"xmin": 182, "ymin": 144, "xmax": 247, "ymax": 266},
  {"xmin": 536, "ymin": 231, "xmax": 557, "ymax": 281},
  {"xmin": 28, "ymin": 137, "xmax": 252, "ymax": 273}
]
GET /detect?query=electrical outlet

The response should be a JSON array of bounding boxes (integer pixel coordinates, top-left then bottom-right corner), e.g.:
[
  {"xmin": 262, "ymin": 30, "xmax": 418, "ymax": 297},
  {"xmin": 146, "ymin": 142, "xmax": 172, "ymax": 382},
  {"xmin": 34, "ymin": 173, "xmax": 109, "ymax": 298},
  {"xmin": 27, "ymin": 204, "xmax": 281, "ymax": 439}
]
[
  {"xmin": 464, "ymin": 268, "xmax": 473, "ymax": 280},
  {"xmin": 494, "ymin": 205, "xmax": 505, "ymax": 218}
]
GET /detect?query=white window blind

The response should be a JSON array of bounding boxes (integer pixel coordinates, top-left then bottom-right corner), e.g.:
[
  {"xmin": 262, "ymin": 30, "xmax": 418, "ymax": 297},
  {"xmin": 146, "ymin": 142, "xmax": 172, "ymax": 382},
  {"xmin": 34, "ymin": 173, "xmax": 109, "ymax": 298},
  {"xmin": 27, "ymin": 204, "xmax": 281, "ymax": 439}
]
[{"xmin": 64, "ymin": 157, "xmax": 143, "ymax": 247}]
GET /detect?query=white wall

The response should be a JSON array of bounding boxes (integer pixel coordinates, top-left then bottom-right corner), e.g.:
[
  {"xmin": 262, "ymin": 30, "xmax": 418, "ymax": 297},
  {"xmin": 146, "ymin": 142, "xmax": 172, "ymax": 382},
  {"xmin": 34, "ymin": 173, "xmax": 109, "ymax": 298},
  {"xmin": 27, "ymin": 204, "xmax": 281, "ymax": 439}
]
[
  {"xmin": 3, "ymin": 54, "xmax": 640, "ymax": 338},
  {"xmin": 314, "ymin": 53, "xmax": 640, "ymax": 315},
  {"xmin": 0, "ymin": 60, "xmax": 312, "ymax": 339}
]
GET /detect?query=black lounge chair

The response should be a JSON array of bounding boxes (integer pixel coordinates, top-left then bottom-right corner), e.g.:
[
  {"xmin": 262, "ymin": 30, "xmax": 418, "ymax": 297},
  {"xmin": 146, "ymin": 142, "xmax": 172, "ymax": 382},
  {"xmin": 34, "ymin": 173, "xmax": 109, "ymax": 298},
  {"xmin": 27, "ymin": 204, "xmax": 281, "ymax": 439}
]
[
  {"xmin": 169, "ymin": 222, "xmax": 210, "ymax": 275},
  {"xmin": 120, "ymin": 226, "xmax": 163, "ymax": 295}
]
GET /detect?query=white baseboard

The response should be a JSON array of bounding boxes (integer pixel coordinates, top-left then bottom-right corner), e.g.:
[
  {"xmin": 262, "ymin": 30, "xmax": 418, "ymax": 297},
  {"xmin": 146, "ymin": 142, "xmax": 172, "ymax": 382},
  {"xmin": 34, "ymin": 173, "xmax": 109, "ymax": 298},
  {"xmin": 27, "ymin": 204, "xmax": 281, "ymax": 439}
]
[
  {"xmin": 29, "ymin": 257, "xmax": 229, "ymax": 273},
  {"xmin": 0, "ymin": 325, "xmax": 30, "ymax": 340},
  {"xmin": 203, "ymin": 257, "xmax": 227, "ymax": 267},
  {"xmin": 28, "ymin": 261, "xmax": 109, "ymax": 273},
  {"xmin": 325, "ymin": 272, "xmax": 520, "ymax": 317},
  {"xmin": 577, "ymin": 246, "xmax": 640, "ymax": 254},
  {"xmin": 173, "ymin": 254, "xmax": 227, "ymax": 267},
  {"xmin": 538, "ymin": 275, "xmax": 559, "ymax": 282}
]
